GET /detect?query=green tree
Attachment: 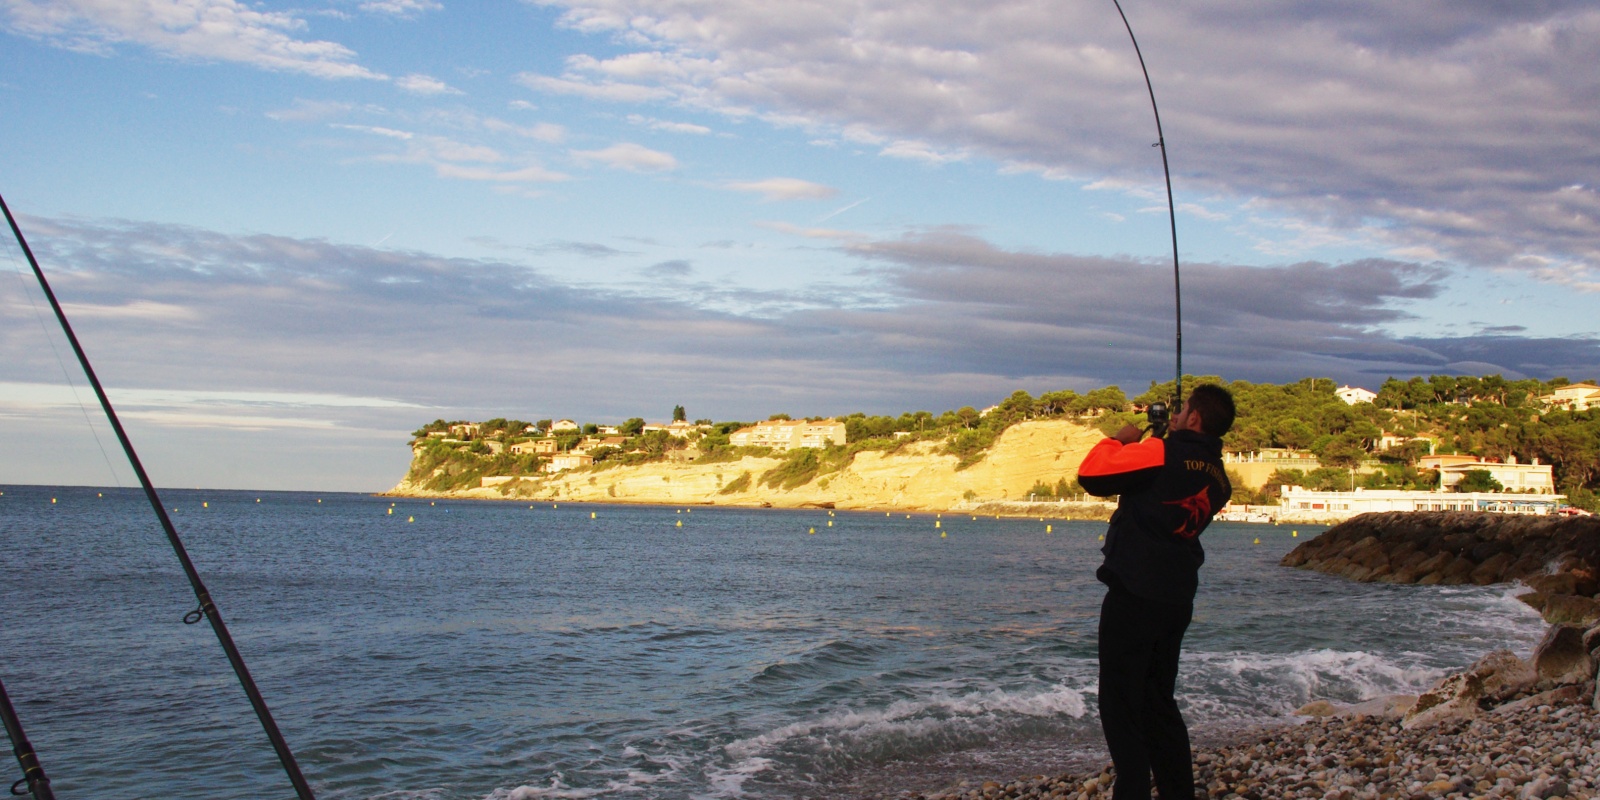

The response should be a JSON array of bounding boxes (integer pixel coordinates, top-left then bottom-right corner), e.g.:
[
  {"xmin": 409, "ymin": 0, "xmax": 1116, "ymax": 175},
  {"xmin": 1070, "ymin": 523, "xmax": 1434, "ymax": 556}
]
[
  {"xmin": 672, "ymin": 405, "xmax": 687, "ymax": 422},
  {"xmin": 621, "ymin": 417, "xmax": 645, "ymax": 435},
  {"xmin": 1454, "ymin": 469, "xmax": 1503, "ymax": 493}
]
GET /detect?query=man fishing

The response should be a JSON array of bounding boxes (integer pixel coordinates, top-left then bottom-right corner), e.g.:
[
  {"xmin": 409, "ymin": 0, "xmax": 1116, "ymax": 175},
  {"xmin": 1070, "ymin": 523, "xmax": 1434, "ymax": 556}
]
[{"xmin": 1076, "ymin": 384, "xmax": 1235, "ymax": 800}]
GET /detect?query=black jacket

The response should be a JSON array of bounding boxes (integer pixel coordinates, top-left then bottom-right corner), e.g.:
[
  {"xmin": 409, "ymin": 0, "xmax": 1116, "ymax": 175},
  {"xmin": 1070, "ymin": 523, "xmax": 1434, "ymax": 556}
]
[{"xmin": 1077, "ymin": 429, "xmax": 1231, "ymax": 605}]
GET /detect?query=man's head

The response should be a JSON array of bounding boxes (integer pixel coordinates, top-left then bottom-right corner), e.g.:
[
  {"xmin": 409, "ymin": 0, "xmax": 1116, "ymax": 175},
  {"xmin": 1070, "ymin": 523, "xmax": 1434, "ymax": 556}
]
[{"xmin": 1176, "ymin": 384, "xmax": 1235, "ymax": 438}]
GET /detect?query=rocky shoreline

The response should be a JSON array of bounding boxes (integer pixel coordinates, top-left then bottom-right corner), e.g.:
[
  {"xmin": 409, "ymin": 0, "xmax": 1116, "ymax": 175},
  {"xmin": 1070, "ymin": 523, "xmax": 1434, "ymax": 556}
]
[
  {"xmin": 879, "ymin": 513, "xmax": 1600, "ymax": 800},
  {"xmin": 1280, "ymin": 512, "xmax": 1600, "ymax": 626}
]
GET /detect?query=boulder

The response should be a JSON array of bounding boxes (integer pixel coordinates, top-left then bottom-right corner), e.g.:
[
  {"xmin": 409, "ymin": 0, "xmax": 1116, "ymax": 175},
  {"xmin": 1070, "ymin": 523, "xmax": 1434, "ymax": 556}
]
[
  {"xmin": 1469, "ymin": 552, "xmax": 1515, "ymax": 585},
  {"xmin": 1468, "ymin": 649, "xmax": 1537, "ymax": 701},
  {"xmin": 1340, "ymin": 694, "xmax": 1416, "ymax": 719},
  {"xmin": 1402, "ymin": 670, "xmax": 1484, "ymax": 729},
  {"xmin": 1542, "ymin": 594, "xmax": 1600, "ymax": 627},
  {"xmin": 1533, "ymin": 624, "xmax": 1595, "ymax": 685},
  {"xmin": 1293, "ymin": 695, "xmax": 1414, "ymax": 719},
  {"xmin": 1293, "ymin": 700, "xmax": 1337, "ymax": 717},
  {"xmin": 1526, "ymin": 573, "xmax": 1578, "ymax": 596},
  {"xmin": 1584, "ymin": 624, "xmax": 1600, "ymax": 655},
  {"xmin": 1490, "ymin": 684, "xmax": 1586, "ymax": 715}
]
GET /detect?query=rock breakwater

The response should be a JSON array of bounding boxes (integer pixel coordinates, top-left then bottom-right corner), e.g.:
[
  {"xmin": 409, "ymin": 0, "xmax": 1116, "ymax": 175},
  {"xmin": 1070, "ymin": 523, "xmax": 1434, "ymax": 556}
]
[{"xmin": 1280, "ymin": 512, "xmax": 1600, "ymax": 626}]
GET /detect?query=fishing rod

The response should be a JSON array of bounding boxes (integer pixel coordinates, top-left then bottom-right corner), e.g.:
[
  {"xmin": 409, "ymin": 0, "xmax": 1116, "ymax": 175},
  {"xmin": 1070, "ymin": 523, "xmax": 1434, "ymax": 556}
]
[
  {"xmin": 0, "ymin": 192, "xmax": 318, "ymax": 800},
  {"xmin": 1, "ymin": 677, "xmax": 54, "ymax": 800},
  {"xmin": 1111, "ymin": 0, "xmax": 1183, "ymax": 434}
]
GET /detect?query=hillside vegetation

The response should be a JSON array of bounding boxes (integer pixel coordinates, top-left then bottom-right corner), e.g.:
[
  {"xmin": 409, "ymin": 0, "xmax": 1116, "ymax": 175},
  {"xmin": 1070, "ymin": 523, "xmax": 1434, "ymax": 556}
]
[{"xmin": 391, "ymin": 374, "xmax": 1600, "ymax": 511}]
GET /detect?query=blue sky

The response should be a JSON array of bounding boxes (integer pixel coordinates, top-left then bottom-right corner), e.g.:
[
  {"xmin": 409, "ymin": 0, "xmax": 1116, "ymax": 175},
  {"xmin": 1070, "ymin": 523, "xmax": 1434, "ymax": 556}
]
[{"xmin": 2, "ymin": 0, "xmax": 1597, "ymax": 491}]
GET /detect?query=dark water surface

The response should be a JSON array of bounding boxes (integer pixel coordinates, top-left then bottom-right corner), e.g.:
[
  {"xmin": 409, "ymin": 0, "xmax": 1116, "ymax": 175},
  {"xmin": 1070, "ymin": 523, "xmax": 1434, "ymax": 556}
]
[{"xmin": 0, "ymin": 485, "xmax": 1544, "ymax": 799}]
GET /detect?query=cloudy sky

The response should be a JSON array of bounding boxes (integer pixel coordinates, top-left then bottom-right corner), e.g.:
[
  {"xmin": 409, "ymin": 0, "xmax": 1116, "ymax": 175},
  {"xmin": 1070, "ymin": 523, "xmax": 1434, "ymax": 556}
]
[{"xmin": 1, "ymin": 0, "xmax": 1597, "ymax": 491}]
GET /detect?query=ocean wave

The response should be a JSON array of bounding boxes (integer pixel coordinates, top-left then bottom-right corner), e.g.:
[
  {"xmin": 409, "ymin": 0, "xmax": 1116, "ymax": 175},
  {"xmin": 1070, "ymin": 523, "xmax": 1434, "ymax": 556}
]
[
  {"xmin": 707, "ymin": 682, "xmax": 1092, "ymax": 796},
  {"xmin": 1183, "ymin": 648, "xmax": 1444, "ymax": 719}
]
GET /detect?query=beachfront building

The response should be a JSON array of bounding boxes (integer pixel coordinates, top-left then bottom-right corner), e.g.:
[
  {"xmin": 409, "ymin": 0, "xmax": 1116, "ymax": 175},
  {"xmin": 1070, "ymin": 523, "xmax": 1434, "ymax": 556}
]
[
  {"xmin": 1278, "ymin": 486, "xmax": 1566, "ymax": 519},
  {"xmin": 551, "ymin": 419, "xmax": 580, "ymax": 432},
  {"xmin": 1335, "ymin": 385, "xmax": 1377, "ymax": 405},
  {"xmin": 544, "ymin": 452, "xmax": 594, "ymax": 473},
  {"xmin": 449, "ymin": 423, "xmax": 481, "ymax": 439},
  {"xmin": 643, "ymin": 420, "xmax": 711, "ymax": 438},
  {"xmin": 1538, "ymin": 383, "xmax": 1600, "ymax": 412},
  {"xmin": 728, "ymin": 419, "xmax": 847, "ymax": 451},
  {"xmin": 510, "ymin": 439, "xmax": 559, "ymax": 455},
  {"xmin": 1419, "ymin": 454, "xmax": 1555, "ymax": 494}
]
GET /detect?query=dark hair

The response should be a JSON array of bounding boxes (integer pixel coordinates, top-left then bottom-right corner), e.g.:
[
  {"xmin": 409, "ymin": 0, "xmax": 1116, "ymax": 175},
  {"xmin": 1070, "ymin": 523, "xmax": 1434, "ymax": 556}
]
[{"xmin": 1186, "ymin": 384, "xmax": 1235, "ymax": 438}]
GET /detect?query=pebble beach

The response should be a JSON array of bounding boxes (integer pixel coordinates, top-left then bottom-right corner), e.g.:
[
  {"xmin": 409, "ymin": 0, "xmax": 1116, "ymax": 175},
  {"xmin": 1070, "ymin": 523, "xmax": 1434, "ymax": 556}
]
[
  {"xmin": 886, "ymin": 512, "xmax": 1600, "ymax": 800},
  {"xmin": 890, "ymin": 670, "xmax": 1597, "ymax": 800}
]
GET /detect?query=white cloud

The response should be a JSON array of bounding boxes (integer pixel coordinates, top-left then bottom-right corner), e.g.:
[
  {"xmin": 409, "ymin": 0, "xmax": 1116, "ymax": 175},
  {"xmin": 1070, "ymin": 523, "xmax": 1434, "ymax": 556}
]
[
  {"xmin": 359, "ymin": 0, "xmax": 441, "ymax": 17},
  {"xmin": 58, "ymin": 299, "xmax": 199, "ymax": 321},
  {"xmin": 627, "ymin": 114, "xmax": 711, "ymax": 135},
  {"xmin": 525, "ymin": 0, "xmax": 1600, "ymax": 276},
  {"xmin": 396, "ymin": 73, "xmax": 462, "ymax": 95},
  {"xmin": 434, "ymin": 163, "xmax": 571, "ymax": 183},
  {"xmin": 515, "ymin": 72, "xmax": 672, "ymax": 103},
  {"xmin": 571, "ymin": 142, "xmax": 678, "ymax": 172},
  {"xmin": 0, "ymin": 0, "xmax": 385, "ymax": 79},
  {"xmin": 724, "ymin": 178, "xmax": 838, "ymax": 202}
]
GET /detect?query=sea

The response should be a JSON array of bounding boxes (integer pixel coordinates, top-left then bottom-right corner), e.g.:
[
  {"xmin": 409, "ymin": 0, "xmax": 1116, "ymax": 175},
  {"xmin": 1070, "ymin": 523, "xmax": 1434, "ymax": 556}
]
[{"xmin": 0, "ymin": 484, "xmax": 1548, "ymax": 800}]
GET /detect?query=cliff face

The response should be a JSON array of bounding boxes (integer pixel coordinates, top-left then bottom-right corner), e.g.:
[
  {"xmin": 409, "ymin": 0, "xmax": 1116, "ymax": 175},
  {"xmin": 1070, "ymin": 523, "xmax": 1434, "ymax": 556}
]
[{"xmin": 387, "ymin": 419, "xmax": 1106, "ymax": 511}]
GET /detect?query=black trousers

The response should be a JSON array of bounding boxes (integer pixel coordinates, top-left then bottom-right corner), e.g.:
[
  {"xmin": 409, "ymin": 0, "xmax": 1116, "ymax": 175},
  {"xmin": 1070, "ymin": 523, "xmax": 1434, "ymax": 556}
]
[{"xmin": 1097, "ymin": 584, "xmax": 1195, "ymax": 800}]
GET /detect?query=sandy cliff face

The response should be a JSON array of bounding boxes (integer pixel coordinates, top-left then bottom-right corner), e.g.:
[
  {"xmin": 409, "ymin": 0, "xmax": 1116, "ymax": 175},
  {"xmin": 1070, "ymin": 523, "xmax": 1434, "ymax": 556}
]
[{"xmin": 388, "ymin": 420, "xmax": 1107, "ymax": 511}]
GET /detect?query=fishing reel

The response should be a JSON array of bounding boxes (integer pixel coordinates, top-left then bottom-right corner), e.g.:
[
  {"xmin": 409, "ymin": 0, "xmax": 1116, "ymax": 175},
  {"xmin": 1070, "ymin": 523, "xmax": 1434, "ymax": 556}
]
[{"xmin": 1145, "ymin": 401, "xmax": 1171, "ymax": 439}]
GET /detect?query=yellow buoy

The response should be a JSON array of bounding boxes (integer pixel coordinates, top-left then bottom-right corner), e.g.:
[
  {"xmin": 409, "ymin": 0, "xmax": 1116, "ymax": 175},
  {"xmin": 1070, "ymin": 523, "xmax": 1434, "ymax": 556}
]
[
  {"xmin": 886, "ymin": 512, "xmax": 890, "ymax": 517},
  {"xmin": 827, "ymin": 520, "xmax": 833, "ymax": 527},
  {"xmin": 387, "ymin": 508, "xmax": 393, "ymax": 515},
  {"xmin": 808, "ymin": 527, "xmax": 816, "ymax": 534},
  {"xmin": 1253, "ymin": 537, "xmax": 1261, "ymax": 544},
  {"xmin": 1046, "ymin": 525, "xmax": 1052, "ymax": 533},
  {"xmin": 407, "ymin": 516, "xmax": 414, "ymax": 522},
  {"xmin": 1292, "ymin": 531, "xmax": 1298, "ymax": 537},
  {"xmin": 431, "ymin": 501, "xmax": 436, "ymax": 506},
  {"xmin": 935, "ymin": 520, "xmax": 942, "ymax": 528},
  {"xmin": 591, "ymin": 511, "xmax": 597, "ymax": 519},
  {"xmin": 1098, "ymin": 534, "xmax": 1105, "ymax": 541},
  {"xmin": 829, "ymin": 511, "xmax": 835, "ymax": 517},
  {"xmin": 905, "ymin": 514, "xmax": 911, "ymax": 519},
  {"xmin": 317, "ymin": 499, "xmax": 321, "ymax": 504},
  {"xmin": 1293, "ymin": 530, "xmax": 1298, "ymax": 537},
  {"xmin": 256, "ymin": 498, "xmax": 261, "ymax": 503},
  {"xmin": 940, "ymin": 531, "xmax": 947, "ymax": 538},
  {"xmin": 98, "ymin": 492, "xmax": 102, "ymax": 498},
  {"xmin": 676, "ymin": 519, "xmax": 683, "ymax": 528},
  {"xmin": 203, "ymin": 502, "xmax": 208, "ymax": 508},
  {"xmin": 51, "ymin": 498, "xmax": 56, "ymax": 504}
]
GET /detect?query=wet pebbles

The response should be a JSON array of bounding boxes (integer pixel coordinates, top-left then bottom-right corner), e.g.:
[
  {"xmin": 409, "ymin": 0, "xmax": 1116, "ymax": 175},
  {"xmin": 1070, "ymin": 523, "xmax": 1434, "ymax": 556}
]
[{"xmin": 890, "ymin": 682, "xmax": 1597, "ymax": 799}]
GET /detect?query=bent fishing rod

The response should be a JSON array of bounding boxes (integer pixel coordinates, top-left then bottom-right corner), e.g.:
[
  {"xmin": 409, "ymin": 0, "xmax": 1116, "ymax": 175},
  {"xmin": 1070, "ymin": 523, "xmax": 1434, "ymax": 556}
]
[
  {"xmin": 1112, "ymin": 0, "xmax": 1184, "ymax": 430},
  {"xmin": 1, "ymin": 192, "xmax": 317, "ymax": 800}
]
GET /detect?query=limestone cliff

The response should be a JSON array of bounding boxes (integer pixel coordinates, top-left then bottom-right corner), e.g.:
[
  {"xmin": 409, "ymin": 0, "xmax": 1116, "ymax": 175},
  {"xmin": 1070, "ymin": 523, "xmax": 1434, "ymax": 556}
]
[{"xmin": 387, "ymin": 419, "xmax": 1107, "ymax": 512}]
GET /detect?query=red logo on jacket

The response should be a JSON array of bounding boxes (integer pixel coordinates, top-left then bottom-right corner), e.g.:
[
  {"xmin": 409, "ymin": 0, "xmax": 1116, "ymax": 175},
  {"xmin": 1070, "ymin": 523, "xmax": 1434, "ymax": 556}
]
[{"xmin": 1162, "ymin": 488, "xmax": 1212, "ymax": 539}]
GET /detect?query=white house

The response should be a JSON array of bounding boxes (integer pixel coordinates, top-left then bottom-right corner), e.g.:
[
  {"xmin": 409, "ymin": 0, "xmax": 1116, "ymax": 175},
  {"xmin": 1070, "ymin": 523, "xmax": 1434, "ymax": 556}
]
[
  {"xmin": 728, "ymin": 419, "xmax": 847, "ymax": 451},
  {"xmin": 1539, "ymin": 383, "xmax": 1600, "ymax": 412},
  {"xmin": 1335, "ymin": 385, "xmax": 1377, "ymax": 405},
  {"xmin": 1419, "ymin": 454, "xmax": 1555, "ymax": 494}
]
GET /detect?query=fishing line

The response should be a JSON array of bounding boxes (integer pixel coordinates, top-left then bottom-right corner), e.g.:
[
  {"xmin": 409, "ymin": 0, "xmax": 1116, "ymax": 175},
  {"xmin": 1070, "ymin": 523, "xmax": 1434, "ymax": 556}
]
[
  {"xmin": 0, "ymin": 239, "xmax": 126, "ymax": 487},
  {"xmin": 1111, "ymin": 0, "xmax": 1183, "ymax": 409},
  {"xmin": 0, "ymin": 192, "xmax": 318, "ymax": 800}
]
